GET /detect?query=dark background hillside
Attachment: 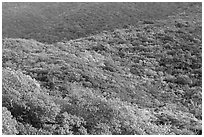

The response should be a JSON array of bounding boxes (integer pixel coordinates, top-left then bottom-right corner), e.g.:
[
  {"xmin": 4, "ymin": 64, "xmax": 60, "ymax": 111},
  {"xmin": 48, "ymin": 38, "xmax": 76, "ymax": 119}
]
[{"xmin": 3, "ymin": 2, "xmax": 191, "ymax": 44}]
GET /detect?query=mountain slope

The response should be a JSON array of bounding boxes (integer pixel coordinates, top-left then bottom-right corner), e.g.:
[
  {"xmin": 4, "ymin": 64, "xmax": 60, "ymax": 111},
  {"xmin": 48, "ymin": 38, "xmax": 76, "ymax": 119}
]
[
  {"xmin": 3, "ymin": 2, "xmax": 191, "ymax": 43},
  {"xmin": 2, "ymin": 2, "xmax": 202, "ymax": 135}
]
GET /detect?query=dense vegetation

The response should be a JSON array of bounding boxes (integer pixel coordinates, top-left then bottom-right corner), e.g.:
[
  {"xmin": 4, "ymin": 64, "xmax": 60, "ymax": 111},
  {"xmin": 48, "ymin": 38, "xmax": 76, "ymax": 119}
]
[
  {"xmin": 3, "ymin": 2, "xmax": 191, "ymax": 44},
  {"xmin": 2, "ymin": 2, "xmax": 202, "ymax": 135}
]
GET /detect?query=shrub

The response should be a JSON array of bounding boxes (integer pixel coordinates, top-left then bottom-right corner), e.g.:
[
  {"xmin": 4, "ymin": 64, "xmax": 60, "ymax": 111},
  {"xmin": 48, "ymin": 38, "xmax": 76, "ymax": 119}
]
[
  {"xmin": 2, "ymin": 107, "xmax": 18, "ymax": 135},
  {"xmin": 54, "ymin": 112, "xmax": 87, "ymax": 135},
  {"xmin": 175, "ymin": 74, "xmax": 192, "ymax": 85},
  {"xmin": 2, "ymin": 68, "xmax": 61, "ymax": 129}
]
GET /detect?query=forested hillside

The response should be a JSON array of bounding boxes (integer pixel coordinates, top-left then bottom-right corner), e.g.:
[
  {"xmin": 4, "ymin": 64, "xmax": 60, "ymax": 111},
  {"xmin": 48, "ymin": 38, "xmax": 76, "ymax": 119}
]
[
  {"xmin": 3, "ymin": 2, "xmax": 190, "ymax": 43},
  {"xmin": 2, "ymin": 2, "xmax": 202, "ymax": 135}
]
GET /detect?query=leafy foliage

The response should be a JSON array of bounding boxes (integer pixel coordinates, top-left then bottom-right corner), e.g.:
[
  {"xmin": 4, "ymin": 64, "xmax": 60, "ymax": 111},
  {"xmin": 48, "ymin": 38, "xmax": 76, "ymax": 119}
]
[
  {"xmin": 2, "ymin": 107, "xmax": 18, "ymax": 135},
  {"xmin": 2, "ymin": 68, "xmax": 61, "ymax": 129},
  {"xmin": 2, "ymin": 2, "xmax": 202, "ymax": 135}
]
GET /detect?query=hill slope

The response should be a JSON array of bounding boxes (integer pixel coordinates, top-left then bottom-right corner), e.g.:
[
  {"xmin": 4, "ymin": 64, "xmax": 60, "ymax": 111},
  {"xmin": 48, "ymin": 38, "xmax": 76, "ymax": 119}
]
[
  {"xmin": 3, "ymin": 2, "xmax": 191, "ymax": 43},
  {"xmin": 2, "ymin": 2, "xmax": 202, "ymax": 135}
]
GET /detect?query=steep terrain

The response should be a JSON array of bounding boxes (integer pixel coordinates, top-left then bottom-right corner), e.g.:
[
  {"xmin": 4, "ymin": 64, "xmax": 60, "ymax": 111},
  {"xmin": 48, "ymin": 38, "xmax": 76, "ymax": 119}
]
[
  {"xmin": 3, "ymin": 2, "xmax": 191, "ymax": 43},
  {"xmin": 2, "ymin": 2, "xmax": 202, "ymax": 135}
]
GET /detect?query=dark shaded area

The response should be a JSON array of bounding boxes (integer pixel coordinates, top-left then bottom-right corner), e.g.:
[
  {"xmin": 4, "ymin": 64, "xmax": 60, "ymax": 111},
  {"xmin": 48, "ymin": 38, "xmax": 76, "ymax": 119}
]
[{"xmin": 3, "ymin": 2, "xmax": 191, "ymax": 44}]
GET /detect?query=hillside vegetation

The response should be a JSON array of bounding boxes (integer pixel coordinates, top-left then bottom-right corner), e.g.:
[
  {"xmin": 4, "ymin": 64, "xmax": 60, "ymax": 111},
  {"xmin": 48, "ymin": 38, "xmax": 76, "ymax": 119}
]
[
  {"xmin": 3, "ymin": 2, "xmax": 191, "ymax": 44},
  {"xmin": 2, "ymin": 3, "xmax": 202, "ymax": 135}
]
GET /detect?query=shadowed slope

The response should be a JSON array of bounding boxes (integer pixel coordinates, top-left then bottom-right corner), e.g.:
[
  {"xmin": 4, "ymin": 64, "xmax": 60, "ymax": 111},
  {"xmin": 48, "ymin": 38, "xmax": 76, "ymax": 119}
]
[{"xmin": 3, "ymin": 2, "xmax": 191, "ymax": 43}]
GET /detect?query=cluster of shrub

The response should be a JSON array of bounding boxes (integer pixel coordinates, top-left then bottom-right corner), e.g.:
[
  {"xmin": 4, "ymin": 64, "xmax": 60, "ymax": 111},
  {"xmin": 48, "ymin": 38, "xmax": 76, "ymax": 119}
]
[{"xmin": 2, "ymin": 3, "xmax": 202, "ymax": 135}]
